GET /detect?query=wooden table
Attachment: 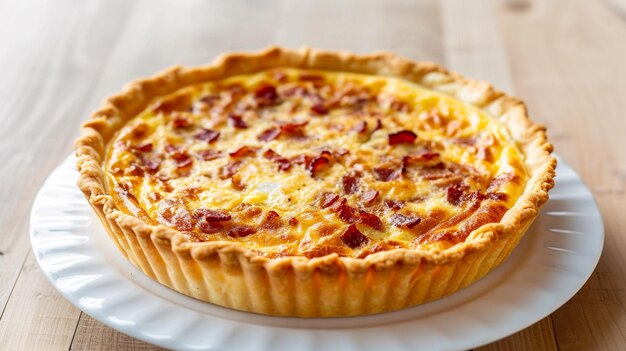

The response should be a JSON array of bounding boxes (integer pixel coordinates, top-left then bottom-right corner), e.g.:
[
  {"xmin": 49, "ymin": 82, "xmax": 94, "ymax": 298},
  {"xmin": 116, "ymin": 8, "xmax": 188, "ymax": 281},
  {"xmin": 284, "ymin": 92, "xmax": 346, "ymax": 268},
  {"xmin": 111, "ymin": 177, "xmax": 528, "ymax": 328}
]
[{"xmin": 1, "ymin": 0, "xmax": 625, "ymax": 349}]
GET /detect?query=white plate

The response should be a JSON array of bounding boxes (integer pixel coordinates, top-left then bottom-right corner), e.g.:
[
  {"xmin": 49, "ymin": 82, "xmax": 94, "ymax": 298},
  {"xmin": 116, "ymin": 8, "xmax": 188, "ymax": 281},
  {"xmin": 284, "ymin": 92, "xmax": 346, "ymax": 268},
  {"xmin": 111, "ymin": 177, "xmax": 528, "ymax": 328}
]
[{"xmin": 31, "ymin": 155, "xmax": 603, "ymax": 351}]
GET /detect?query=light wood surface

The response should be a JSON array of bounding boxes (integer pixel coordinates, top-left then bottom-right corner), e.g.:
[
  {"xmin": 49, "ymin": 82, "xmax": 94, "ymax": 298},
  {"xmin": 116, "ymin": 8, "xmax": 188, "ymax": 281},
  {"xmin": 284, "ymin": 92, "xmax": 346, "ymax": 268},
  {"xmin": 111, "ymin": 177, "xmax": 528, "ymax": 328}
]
[{"xmin": 0, "ymin": 0, "xmax": 624, "ymax": 350}]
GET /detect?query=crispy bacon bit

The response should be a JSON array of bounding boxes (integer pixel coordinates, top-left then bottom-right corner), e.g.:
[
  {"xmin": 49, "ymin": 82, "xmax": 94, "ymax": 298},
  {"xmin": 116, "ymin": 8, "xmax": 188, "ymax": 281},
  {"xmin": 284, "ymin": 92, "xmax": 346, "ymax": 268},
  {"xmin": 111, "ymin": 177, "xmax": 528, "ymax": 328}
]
[
  {"xmin": 384, "ymin": 200, "xmax": 405, "ymax": 211},
  {"xmin": 199, "ymin": 94, "xmax": 220, "ymax": 105},
  {"xmin": 228, "ymin": 114, "xmax": 248, "ymax": 129},
  {"xmin": 361, "ymin": 190, "xmax": 379, "ymax": 205},
  {"xmin": 194, "ymin": 208, "xmax": 232, "ymax": 222},
  {"xmin": 291, "ymin": 154, "xmax": 313, "ymax": 169},
  {"xmin": 149, "ymin": 192, "xmax": 162, "ymax": 201},
  {"xmin": 488, "ymin": 192, "xmax": 508, "ymax": 201},
  {"xmin": 219, "ymin": 161, "xmax": 241, "ymax": 179},
  {"xmin": 227, "ymin": 226, "xmax": 257, "ymax": 238},
  {"xmin": 359, "ymin": 210, "xmax": 383, "ymax": 230},
  {"xmin": 374, "ymin": 167, "xmax": 400, "ymax": 181},
  {"xmin": 263, "ymin": 149, "xmax": 291, "ymax": 171},
  {"xmin": 389, "ymin": 130, "xmax": 417, "ymax": 145},
  {"xmin": 338, "ymin": 204, "xmax": 360, "ymax": 224},
  {"xmin": 391, "ymin": 213, "xmax": 422, "ymax": 229},
  {"xmin": 229, "ymin": 146, "xmax": 258, "ymax": 158},
  {"xmin": 342, "ymin": 175, "xmax": 358, "ymax": 194},
  {"xmin": 311, "ymin": 103, "xmax": 328, "ymax": 115},
  {"xmin": 134, "ymin": 143, "xmax": 153, "ymax": 152},
  {"xmin": 126, "ymin": 163, "xmax": 144, "ymax": 176},
  {"xmin": 328, "ymin": 197, "xmax": 347, "ymax": 212},
  {"xmin": 340, "ymin": 224, "xmax": 369, "ymax": 249},
  {"xmin": 257, "ymin": 127, "xmax": 281, "ymax": 142},
  {"xmin": 262, "ymin": 210, "xmax": 282, "ymax": 229},
  {"xmin": 172, "ymin": 116, "xmax": 193, "ymax": 129},
  {"xmin": 308, "ymin": 155, "xmax": 331, "ymax": 177},
  {"xmin": 255, "ymin": 85, "xmax": 278, "ymax": 101},
  {"xmin": 288, "ymin": 217, "xmax": 299, "ymax": 226},
  {"xmin": 194, "ymin": 128, "xmax": 220, "ymax": 143},
  {"xmin": 142, "ymin": 157, "xmax": 162, "ymax": 173},
  {"xmin": 197, "ymin": 149, "xmax": 223, "ymax": 161},
  {"xmin": 320, "ymin": 192, "xmax": 340, "ymax": 208},
  {"xmin": 403, "ymin": 152, "xmax": 440, "ymax": 167},
  {"xmin": 351, "ymin": 121, "xmax": 368, "ymax": 134},
  {"xmin": 279, "ymin": 121, "xmax": 308, "ymax": 137},
  {"xmin": 231, "ymin": 174, "xmax": 246, "ymax": 190},
  {"xmin": 167, "ymin": 146, "xmax": 192, "ymax": 168},
  {"xmin": 447, "ymin": 184, "xmax": 467, "ymax": 205},
  {"xmin": 128, "ymin": 124, "xmax": 149, "ymax": 139},
  {"xmin": 198, "ymin": 221, "xmax": 223, "ymax": 234}
]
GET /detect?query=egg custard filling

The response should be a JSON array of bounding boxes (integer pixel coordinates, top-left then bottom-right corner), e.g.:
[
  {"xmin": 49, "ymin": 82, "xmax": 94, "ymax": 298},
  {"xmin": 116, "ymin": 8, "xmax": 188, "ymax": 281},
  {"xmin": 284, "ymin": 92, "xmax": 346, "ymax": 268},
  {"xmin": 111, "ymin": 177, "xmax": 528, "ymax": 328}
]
[{"xmin": 106, "ymin": 68, "xmax": 527, "ymax": 258}]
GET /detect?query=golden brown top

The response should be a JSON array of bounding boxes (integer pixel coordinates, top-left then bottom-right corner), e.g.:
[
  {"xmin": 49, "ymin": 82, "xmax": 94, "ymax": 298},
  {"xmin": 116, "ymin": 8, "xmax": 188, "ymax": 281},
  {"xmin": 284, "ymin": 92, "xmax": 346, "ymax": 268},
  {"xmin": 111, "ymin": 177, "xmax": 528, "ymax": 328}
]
[{"xmin": 105, "ymin": 68, "xmax": 527, "ymax": 258}]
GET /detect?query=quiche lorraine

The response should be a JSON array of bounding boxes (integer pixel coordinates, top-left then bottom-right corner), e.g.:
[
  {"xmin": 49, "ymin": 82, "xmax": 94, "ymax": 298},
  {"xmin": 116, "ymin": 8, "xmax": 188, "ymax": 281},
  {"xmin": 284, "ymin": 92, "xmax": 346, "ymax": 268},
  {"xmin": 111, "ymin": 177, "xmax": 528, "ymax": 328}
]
[{"xmin": 75, "ymin": 47, "xmax": 555, "ymax": 317}]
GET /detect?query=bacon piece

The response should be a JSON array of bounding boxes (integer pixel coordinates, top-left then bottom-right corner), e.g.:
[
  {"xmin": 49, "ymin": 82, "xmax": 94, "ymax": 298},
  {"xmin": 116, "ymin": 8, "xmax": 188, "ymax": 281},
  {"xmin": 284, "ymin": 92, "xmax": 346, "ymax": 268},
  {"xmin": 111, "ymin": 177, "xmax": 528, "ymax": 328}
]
[
  {"xmin": 194, "ymin": 128, "xmax": 220, "ymax": 143},
  {"xmin": 282, "ymin": 86, "xmax": 307, "ymax": 97},
  {"xmin": 391, "ymin": 213, "xmax": 422, "ymax": 229},
  {"xmin": 227, "ymin": 226, "xmax": 257, "ymax": 238},
  {"xmin": 342, "ymin": 175, "xmax": 359, "ymax": 194},
  {"xmin": 385, "ymin": 200, "xmax": 405, "ymax": 211},
  {"xmin": 279, "ymin": 121, "xmax": 308, "ymax": 137},
  {"xmin": 261, "ymin": 210, "xmax": 282, "ymax": 230},
  {"xmin": 340, "ymin": 224, "xmax": 369, "ymax": 249},
  {"xmin": 126, "ymin": 163, "xmax": 144, "ymax": 177},
  {"xmin": 257, "ymin": 127, "xmax": 281, "ymax": 142},
  {"xmin": 361, "ymin": 190, "xmax": 379, "ymax": 205},
  {"xmin": 166, "ymin": 146, "xmax": 193, "ymax": 168},
  {"xmin": 172, "ymin": 115, "xmax": 193, "ymax": 129},
  {"xmin": 219, "ymin": 161, "xmax": 241, "ymax": 179},
  {"xmin": 231, "ymin": 174, "xmax": 246, "ymax": 190},
  {"xmin": 359, "ymin": 210, "xmax": 383, "ymax": 230},
  {"xmin": 447, "ymin": 184, "xmax": 467, "ymax": 205},
  {"xmin": 311, "ymin": 103, "xmax": 328, "ymax": 115},
  {"xmin": 338, "ymin": 204, "xmax": 360, "ymax": 224},
  {"xmin": 263, "ymin": 149, "xmax": 291, "ymax": 171},
  {"xmin": 142, "ymin": 157, "xmax": 162, "ymax": 173},
  {"xmin": 134, "ymin": 143, "xmax": 153, "ymax": 152},
  {"xmin": 308, "ymin": 154, "xmax": 331, "ymax": 177},
  {"xmin": 327, "ymin": 197, "xmax": 347, "ymax": 212},
  {"xmin": 320, "ymin": 192, "xmax": 340, "ymax": 208},
  {"xmin": 350, "ymin": 121, "xmax": 367, "ymax": 134},
  {"xmin": 199, "ymin": 94, "xmax": 220, "ymax": 105},
  {"xmin": 403, "ymin": 152, "xmax": 440, "ymax": 167},
  {"xmin": 228, "ymin": 114, "xmax": 248, "ymax": 129},
  {"xmin": 290, "ymin": 154, "xmax": 313, "ymax": 171},
  {"xmin": 197, "ymin": 149, "xmax": 223, "ymax": 161},
  {"xmin": 255, "ymin": 85, "xmax": 278, "ymax": 101},
  {"xmin": 288, "ymin": 217, "xmax": 299, "ymax": 226},
  {"xmin": 193, "ymin": 208, "xmax": 232, "ymax": 222},
  {"xmin": 229, "ymin": 146, "xmax": 258, "ymax": 158},
  {"xmin": 388, "ymin": 130, "xmax": 417, "ymax": 145},
  {"xmin": 198, "ymin": 221, "xmax": 223, "ymax": 234},
  {"xmin": 374, "ymin": 167, "xmax": 400, "ymax": 181}
]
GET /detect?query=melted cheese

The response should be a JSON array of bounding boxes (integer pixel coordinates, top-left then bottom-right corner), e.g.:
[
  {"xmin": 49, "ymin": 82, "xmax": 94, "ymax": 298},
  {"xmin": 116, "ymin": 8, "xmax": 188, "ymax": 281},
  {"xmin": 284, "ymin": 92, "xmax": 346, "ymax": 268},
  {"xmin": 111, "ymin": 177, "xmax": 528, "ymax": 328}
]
[{"xmin": 105, "ymin": 68, "xmax": 527, "ymax": 258}]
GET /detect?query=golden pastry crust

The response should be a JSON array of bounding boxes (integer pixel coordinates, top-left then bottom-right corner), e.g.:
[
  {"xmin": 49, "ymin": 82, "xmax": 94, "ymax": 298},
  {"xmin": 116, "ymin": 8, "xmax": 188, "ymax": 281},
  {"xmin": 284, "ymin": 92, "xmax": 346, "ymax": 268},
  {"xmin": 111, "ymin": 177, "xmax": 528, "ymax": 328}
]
[{"xmin": 75, "ymin": 47, "xmax": 556, "ymax": 317}]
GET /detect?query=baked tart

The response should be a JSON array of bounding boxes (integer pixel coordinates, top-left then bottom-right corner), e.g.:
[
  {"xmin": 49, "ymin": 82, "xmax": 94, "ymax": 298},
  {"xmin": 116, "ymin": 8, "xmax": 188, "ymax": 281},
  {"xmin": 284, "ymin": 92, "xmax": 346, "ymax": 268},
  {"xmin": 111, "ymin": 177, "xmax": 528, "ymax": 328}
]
[{"xmin": 75, "ymin": 47, "xmax": 555, "ymax": 317}]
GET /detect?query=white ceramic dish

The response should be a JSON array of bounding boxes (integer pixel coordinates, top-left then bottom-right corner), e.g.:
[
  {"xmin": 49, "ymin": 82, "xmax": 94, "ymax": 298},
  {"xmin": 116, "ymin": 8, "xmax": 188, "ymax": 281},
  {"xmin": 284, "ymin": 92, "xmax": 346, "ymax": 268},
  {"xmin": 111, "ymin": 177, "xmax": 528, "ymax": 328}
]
[{"xmin": 30, "ymin": 155, "xmax": 603, "ymax": 351}]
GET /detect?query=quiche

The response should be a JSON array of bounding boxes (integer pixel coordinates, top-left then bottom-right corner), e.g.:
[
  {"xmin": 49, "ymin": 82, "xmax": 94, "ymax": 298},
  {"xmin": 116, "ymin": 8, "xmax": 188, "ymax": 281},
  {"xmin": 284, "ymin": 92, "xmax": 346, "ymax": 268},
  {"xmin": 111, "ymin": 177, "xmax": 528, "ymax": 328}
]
[{"xmin": 75, "ymin": 47, "xmax": 555, "ymax": 317}]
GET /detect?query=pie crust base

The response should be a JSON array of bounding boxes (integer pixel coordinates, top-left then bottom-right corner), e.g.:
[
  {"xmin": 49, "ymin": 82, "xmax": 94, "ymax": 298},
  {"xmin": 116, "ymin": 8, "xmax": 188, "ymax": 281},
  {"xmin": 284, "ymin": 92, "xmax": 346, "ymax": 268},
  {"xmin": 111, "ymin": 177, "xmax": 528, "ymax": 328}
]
[{"xmin": 75, "ymin": 47, "xmax": 555, "ymax": 317}]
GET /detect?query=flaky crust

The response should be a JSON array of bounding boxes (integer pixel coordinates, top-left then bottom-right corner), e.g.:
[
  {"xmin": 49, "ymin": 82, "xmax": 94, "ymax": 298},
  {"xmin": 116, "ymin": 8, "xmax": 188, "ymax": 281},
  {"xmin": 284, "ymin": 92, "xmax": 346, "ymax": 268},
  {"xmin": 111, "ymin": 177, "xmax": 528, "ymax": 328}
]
[{"xmin": 75, "ymin": 47, "xmax": 556, "ymax": 317}]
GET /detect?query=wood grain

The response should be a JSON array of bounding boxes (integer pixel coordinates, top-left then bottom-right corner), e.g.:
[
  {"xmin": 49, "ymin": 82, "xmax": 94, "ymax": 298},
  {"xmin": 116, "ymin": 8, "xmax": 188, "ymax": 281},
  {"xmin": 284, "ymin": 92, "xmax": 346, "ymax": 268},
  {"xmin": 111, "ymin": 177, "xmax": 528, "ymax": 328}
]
[{"xmin": 0, "ymin": 0, "xmax": 624, "ymax": 350}]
